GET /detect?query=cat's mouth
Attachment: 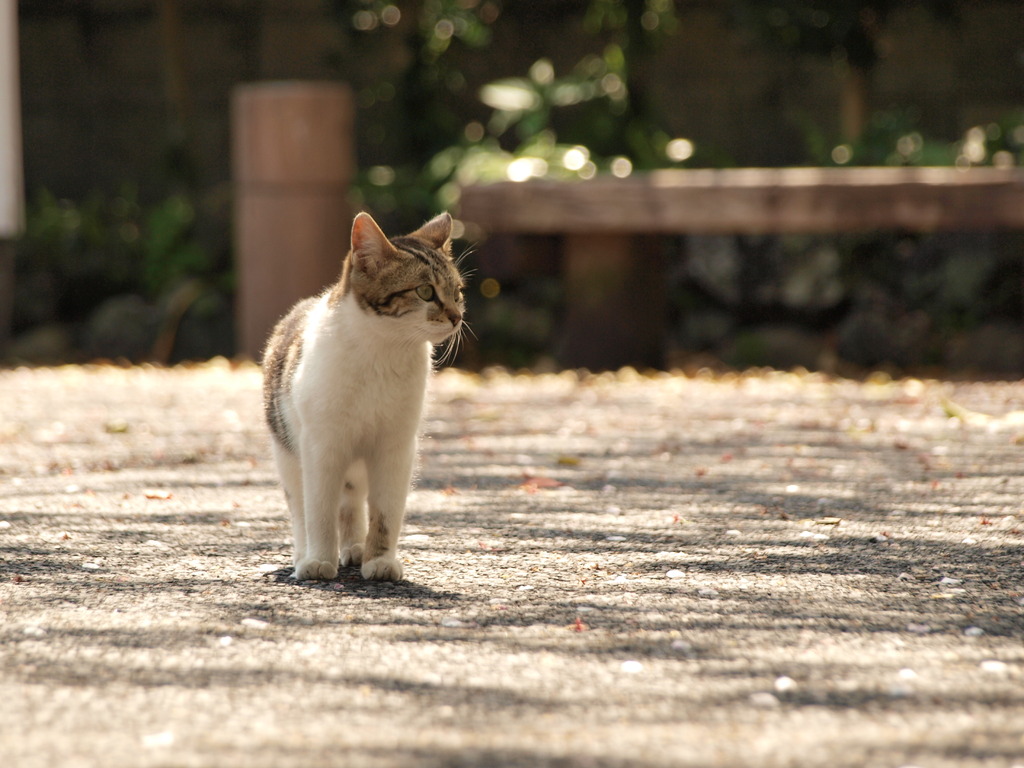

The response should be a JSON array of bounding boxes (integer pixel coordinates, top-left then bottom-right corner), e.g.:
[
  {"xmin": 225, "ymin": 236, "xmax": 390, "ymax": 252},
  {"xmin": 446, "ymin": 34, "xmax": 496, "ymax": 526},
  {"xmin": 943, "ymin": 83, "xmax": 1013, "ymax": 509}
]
[
  {"xmin": 427, "ymin": 317, "xmax": 462, "ymax": 344},
  {"xmin": 429, "ymin": 327, "xmax": 459, "ymax": 343}
]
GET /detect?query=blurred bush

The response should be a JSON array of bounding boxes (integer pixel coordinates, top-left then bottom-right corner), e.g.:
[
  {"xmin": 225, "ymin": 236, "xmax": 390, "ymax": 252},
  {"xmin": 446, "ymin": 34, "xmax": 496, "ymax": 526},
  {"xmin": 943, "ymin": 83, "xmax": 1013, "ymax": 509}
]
[{"xmin": 11, "ymin": 187, "xmax": 233, "ymax": 364}]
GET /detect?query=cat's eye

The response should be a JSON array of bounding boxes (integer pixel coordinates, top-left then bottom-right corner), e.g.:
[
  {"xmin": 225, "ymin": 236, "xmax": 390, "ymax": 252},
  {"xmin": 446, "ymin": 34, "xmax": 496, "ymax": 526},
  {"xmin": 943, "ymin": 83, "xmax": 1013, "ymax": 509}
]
[{"xmin": 415, "ymin": 284, "xmax": 435, "ymax": 302}]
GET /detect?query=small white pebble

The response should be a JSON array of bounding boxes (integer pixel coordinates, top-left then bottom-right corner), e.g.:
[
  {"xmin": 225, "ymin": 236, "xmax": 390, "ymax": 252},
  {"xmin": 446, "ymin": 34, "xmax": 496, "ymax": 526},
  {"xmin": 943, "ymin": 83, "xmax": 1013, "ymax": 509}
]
[
  {"xmin": 402, "ymin": 534, "xmax": 430, "ymax": 542},
  {"xmin": 620, "ymin": 660, "xmax": 643, "ymax": 674},
  {"xmin": 612, "ymin": 574, "xmax": 628, "ymax": 584},
  {"xmin": 218, "ymin": 636, "xmax": 234, "ymax": 647},
  {"xmin": 961, "ymin": 537, "xmax": 977, "ymax": 544},
  {"xmin": 142, "ymin": 732, "xmax": 174, "ymax": 749},
  {"xmin": 906, "ymin": 623, "xmax": 931, "ymax": 634},
  {"xmin": 64, "ymin": 484, "xmax": 82, "ymax": 494},
  {"xmin": 441, "ymin": 618, "xmax": 466, "ymax": 628},
  {"xmin": 23, "ymin": 626, "xmax": 46, "ymax": 638},
  {"xmin": 665, "ymin": 569, "xmax": 685, "ymax": 579},
  {"xmin": 726, "ymin": 529, "xmax": 741, "ymax": 536},
  {"xmin": 773, "ymin": 676, "xmax": 797, "ymax": 693},
  {"xmin": 980, "ymin": 659, "xmax": 1008, "ymax": 674},
  {"xmin": 144, "ymin": 540, "xmax": 168, "ymax": 549},
  {"xmin": 938, "ymin": 576, "xmax": 962, "ymax": 585},
  {"xmin": 0, "ymin": 521, "xmax": 11, "ymax": 529},
  {"xmin": 670, "ymin": 639, "xmax": 692, "ymax": 653},
  {"xmin": 964, "ymin": 626, "xmax": 985, "ymax": 637},
  {"xmin": 697, "ymin": 588, "xmax": 719, "ymax": 598},
  {"xmin": 898, "ymin": 668, "xmax": 918, "ymax": 680},
  {"xmin": 785, "ymin": 485, "xmax": 799, "ymax": 493},
  {"xmin": 605, "ymin": 535, "xmax": 626, "ymax": 542},
  {"xmin": 605, "ymin": 506, "xmax": 622, "ymax": 516},
  {"xmin": 517, "ymin": 585, "xmax": 534, "ymax": 591},
  {"xmin": 799, "ymin": 531, "xmax": 828, "ymax": 540},
  {"xmin": 749, "ymin": 692, "xmax": 780, "ymax": 708},
  {"xmin": 240, "ymin": 618, "xmax": 269, "ymax": 630},
  {"xmin": 256, "ymin": 564, "xmax": 279, "ymax": 573},
  {"xmin": 82, "ymin": 563, "xmax": 101, "ymax": 570}
]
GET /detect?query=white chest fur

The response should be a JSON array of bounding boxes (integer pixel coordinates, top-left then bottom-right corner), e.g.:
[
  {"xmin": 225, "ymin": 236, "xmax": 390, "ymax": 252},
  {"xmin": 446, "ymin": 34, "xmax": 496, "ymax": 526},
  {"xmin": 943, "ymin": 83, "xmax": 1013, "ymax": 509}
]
[{"xmin": 288, "ymin": 294, "xmax": 431, "ymax": 455}]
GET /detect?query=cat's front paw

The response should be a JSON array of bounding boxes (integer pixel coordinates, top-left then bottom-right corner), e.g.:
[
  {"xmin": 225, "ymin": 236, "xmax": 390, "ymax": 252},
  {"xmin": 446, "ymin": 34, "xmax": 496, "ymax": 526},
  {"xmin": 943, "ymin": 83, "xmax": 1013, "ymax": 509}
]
[
  {"xmin": 294, "ymin": 558, "xmax": 339, "ymax": 581},
  {"xmin": 340, "ymin": 543, "xmax": 364, "ymax": 567},
  {"xmin": 361, "ymin": 555, "xmax": 404, "ymax": 582}
]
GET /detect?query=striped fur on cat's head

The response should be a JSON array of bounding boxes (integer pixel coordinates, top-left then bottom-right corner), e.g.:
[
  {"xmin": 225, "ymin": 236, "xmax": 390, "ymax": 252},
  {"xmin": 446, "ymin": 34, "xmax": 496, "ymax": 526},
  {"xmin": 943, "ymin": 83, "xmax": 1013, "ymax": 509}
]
[{"xmin": 334, "ymin": 212, "xmax": 466, "ymax": 348}]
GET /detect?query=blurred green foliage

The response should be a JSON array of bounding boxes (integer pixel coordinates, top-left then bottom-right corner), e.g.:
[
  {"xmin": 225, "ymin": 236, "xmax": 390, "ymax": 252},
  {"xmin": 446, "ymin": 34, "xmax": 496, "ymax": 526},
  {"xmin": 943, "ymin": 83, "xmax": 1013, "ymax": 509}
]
[
  {"xmin": 331, "ymin": 0, "xmax": 692, "ymax": 229},
  {"xmin": 13, "ymin": 187, "xmax": 229, "ymax": 333},
  {"xmin": 726, "ymin": 0, "xmax": 960, "ymax": 70},
  {"xmin": 332, "ymin": 0, "xmax": 1022, "ymax": 229},
  {"xmin": 816, "ymin": 109, "xmax": 1024, "ymax": 167}
]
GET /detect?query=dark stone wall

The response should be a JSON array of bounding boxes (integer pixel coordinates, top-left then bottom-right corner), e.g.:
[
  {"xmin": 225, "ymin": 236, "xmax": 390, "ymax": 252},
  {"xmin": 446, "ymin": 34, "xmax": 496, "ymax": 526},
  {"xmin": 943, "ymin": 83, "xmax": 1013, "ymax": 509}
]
[{"xmin": 17, "ymin": 1, "xmax": 1024, "ymax": 200}]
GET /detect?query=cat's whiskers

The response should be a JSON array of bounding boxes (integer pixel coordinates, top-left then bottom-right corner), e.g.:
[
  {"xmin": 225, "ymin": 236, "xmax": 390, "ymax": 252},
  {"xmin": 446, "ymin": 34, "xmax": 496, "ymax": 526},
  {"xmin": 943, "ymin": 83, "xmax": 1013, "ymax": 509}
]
[
  {"xmin": 435, "ymin": 318, "xmax": 469, "ymax": 368},
  {"xmin": 454, "ymin": 244, "xmax": 477, "ymax": 269},
  {"xmin": 435, "ymin": 333, "xmax": 457, "ymax": 367}
]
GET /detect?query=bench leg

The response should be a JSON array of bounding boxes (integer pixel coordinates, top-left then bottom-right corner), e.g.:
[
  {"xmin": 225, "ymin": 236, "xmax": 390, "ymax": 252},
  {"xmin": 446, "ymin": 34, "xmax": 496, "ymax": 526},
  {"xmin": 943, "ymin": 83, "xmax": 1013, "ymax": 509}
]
[{"xmin": 557, "ymin": 234, "xmax": 666, "ymax": 370}]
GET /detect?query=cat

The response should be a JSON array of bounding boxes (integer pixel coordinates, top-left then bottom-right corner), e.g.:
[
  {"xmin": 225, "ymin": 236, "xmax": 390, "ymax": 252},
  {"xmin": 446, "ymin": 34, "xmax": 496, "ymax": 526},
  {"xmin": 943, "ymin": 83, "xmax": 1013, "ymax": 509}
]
[{"xmin": 262, "ymin": 211, "xmax": 465, "ymax": 582}]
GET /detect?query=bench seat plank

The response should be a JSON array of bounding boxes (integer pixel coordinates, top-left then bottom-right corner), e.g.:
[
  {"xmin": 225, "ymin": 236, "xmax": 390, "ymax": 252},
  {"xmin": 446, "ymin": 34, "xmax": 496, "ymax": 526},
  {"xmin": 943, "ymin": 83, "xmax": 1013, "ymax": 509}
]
[{"xmin": 459, "ymin": 167, "xmax": 1024, "ymax": 235}]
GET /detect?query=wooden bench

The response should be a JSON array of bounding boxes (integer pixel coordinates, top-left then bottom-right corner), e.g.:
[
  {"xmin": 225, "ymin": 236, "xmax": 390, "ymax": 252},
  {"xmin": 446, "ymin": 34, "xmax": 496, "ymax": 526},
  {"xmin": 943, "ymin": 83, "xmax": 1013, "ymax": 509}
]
[{"xmin": 458, "ymin": 167, "xmax": 1024, "ymax": 369}]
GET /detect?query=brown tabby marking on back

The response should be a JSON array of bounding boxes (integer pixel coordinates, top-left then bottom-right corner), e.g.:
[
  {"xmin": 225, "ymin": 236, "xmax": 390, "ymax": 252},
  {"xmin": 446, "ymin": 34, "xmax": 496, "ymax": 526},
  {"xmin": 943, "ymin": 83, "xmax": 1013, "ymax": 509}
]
[{"xmin": 262, "ymin": 296, "xmax": 314, "ymax": 452}]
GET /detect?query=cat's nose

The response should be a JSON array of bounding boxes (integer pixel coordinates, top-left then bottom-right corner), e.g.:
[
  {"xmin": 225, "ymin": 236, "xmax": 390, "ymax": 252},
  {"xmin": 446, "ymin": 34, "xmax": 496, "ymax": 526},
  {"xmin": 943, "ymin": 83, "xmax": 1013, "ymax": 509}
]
[{"xmin": 445, "ymin": 309, "xmax": 462, "ymax": 327}]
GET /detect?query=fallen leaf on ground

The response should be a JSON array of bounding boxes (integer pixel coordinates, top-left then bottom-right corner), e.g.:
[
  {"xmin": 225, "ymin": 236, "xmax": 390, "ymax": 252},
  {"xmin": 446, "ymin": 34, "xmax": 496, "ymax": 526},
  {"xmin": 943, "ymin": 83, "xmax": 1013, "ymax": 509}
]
[
  {"xmin": 943, "ymin": 398, "xmax": 1024, "ymax": 427},
  {"xmin": 518, "ymin": 475, "xmax": 565, "ymax": 492}
]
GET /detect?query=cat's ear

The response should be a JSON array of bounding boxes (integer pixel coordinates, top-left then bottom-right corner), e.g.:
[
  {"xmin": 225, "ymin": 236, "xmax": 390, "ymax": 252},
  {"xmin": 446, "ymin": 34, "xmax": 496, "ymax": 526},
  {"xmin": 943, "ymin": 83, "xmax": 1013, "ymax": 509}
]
[
  {"xmin": 409, "ymin": 212, "xmax": 453, "ymax": 251},
  {"xmin": 351, "ymin": 212, "xmax": 396, "ymax": 276}
]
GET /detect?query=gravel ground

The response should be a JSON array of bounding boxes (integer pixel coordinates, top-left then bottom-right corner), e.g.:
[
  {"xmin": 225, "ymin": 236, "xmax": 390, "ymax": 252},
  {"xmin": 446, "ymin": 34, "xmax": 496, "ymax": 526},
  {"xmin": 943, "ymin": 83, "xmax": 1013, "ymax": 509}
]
[{"xmin": 1, "ymin": 362, "xmax": 1023, "ymax": 768}]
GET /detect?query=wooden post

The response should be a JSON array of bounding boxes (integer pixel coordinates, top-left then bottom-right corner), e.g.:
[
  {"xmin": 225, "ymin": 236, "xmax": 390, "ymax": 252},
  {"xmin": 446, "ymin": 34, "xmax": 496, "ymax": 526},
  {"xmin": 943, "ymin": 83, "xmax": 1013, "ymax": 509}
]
[
  {"xmin": 0, "ymin": 2, "xmax": 23, "ymax": 356},
  {"xmin": 557, "ymin": 234, "xmax": 666, "ymax": 370},
  {"xmin": 232, "ymin": 82, "xmax": 354, "ymax": 360}
]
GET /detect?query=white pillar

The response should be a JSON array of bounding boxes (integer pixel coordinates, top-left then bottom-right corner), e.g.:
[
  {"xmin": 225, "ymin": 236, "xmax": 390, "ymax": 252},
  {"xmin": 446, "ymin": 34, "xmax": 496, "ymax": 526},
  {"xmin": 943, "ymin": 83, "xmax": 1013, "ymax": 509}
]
[
  {"xmin": 0, "ymin": 2, "xmax": 22, "ymax": 353},
  {"xmin": 0, "ymin": 1, "xmax": 22, "ymax": 237}
]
